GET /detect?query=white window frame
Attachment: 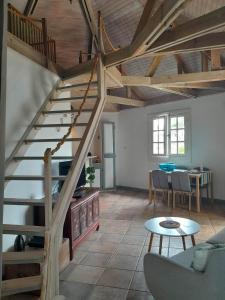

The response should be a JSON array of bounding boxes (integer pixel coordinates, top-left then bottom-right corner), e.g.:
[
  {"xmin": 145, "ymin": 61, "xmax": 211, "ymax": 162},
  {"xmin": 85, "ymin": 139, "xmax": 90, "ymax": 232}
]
[{"xmin": 150, "ymin": 109, "xmax": 191, "ymax": 159}]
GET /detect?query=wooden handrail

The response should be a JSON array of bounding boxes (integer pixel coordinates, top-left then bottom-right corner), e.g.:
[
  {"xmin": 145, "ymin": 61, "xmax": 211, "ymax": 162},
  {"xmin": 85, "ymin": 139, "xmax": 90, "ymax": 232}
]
[{"xmin": 7, "ymin": 3, "xmax": 56, "ymax": 63}]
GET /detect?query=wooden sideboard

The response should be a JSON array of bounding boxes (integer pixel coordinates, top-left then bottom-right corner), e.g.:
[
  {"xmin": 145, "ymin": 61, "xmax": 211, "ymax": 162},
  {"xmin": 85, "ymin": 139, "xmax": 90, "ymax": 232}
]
[{"xmin": 63, "ymin": 188, "xmax": 100, "ymax": 259}]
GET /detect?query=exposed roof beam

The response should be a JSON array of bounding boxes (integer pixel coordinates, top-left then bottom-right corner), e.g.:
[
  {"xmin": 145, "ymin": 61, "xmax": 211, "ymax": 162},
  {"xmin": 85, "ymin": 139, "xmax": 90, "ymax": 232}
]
[
  {"xmin": 79, "ymin": 0, "xmax": 98, "ymax": 49},
  {"xmin": 107, "ymin": 95, "xmax": 145, "ymax": 107},
  {"xmin": 156, "ymin": 87, "xmax": 197, "ymax": 98},
  {"xmin": 104, "ymin": 0, "xmax": 185, "ymax": 66},
  {"xmin": 132, "ymin": 0, "xmax": 156, "ymax": 42},
  {"xmin": 166, "ymin": 82, "xmax": 225, "ymax": 90},
  {"xmin": 121, "ymin": 70, "xmax": 225, "ymax": 87},
  {"xmin": 24, "ymin": 0, "xmax": 38, "ymax": 16},
  {"xmin": 146, "ymin": 56, "xmax": 163, "ymax": 76},
  {"xmin": 149, "ymin": 6, "xmax": 225, "ymax": 53}
]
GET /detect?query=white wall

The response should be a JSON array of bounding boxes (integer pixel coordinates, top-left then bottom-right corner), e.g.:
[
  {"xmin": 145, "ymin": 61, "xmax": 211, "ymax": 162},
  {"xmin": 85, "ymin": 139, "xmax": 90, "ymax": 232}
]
[
  {"xmin": 4, "ymin": 48, "xmax": 73, "ymax": 250},
  {"xmin": 117, "ymin": 93, "xmax": 225, "ymax": 201}
]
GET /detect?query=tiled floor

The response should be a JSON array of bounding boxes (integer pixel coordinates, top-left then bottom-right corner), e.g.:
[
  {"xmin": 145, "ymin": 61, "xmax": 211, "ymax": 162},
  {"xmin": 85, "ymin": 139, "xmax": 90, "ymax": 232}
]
[
  {"xmin": 5, "ymin": 188, "xmax": 225, "ymax": 300},
  {"xmin": 59, "ymin": 188, "xmax": 225, "ymax": 300}
]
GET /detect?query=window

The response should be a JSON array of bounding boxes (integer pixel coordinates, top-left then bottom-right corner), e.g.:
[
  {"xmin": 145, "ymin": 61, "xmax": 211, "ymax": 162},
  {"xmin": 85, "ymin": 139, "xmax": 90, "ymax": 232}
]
[{"xmin": 152, "ymin": 111, "xmax": 190, "ymax": 157}]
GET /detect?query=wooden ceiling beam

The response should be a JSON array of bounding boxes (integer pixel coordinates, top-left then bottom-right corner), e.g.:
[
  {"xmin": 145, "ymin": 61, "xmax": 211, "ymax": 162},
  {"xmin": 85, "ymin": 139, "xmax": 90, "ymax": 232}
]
[
  {"xmin": 132, "ymin": 0, "xmax": 156, "ymax": 42},
  {"xmin": 106, "ymin": 95, "xmax": 145, "ymax": 107},
  {"xmin": 156, "ymin": 87, "xmax": 197, "ymax": 98},
  {"xmin": 166, "ymin": 82, "xmax": 225, "ymax": 90},
  {"xmin": 104, "ymin": 0, "xmax": 185, "ymax": 66},
  {"xmin": 79, "ymin": 0, "xmax": 99, "ymax": 49},
  {"xmin": 146, "ymin": 56, "xmax": 163, "ymax": 76},
  {"xmin": 149, "ymin": 6, "xmax": 225, "ymax": 53},
  {"xmin": 121, "ymin": 70, "xmax": 225, "ymax": 88}
]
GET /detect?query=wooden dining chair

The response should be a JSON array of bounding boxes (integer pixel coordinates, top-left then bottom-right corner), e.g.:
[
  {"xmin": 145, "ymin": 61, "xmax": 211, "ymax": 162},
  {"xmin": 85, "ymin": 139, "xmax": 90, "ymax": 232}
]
[
  {"xmin": 191, "ymin": 167, "xmax": 211, "ymax": 201},
  {"xmin": 171, "ymin": 171, "xmax": 194, "ymax": 211},
  {"xmin": 152, "ymin": 170, "xmax": 170, "ymax": 206}
]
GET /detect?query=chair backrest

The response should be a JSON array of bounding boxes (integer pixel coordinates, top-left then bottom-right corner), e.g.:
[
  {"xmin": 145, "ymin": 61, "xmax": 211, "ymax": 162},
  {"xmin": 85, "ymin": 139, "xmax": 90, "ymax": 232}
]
[
  {"xmin": 171, "ymin": 171, "xmax": 191, "ymax": 192},
  {"xmin": 152, "ymin": 170, "xmax": 169, "ymax": 190}
]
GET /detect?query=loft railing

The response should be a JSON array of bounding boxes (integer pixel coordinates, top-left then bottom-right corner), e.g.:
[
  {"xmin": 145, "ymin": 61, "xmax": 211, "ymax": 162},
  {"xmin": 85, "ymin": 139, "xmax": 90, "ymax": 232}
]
[{"xmin": 7, "ymin": 3, "xmax": 56, "ymax": 64}]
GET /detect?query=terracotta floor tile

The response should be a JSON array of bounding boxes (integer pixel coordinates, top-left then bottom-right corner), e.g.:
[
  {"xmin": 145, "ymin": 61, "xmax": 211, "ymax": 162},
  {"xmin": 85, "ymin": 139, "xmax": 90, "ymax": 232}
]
[
  {"xmin": 88, "ymin": 286, "xmax": 128, "ymax": 300},
  {"xmin": 130, "ymin": 272, "xmax": 148, "ymax": 292},
  {"xmin": 115, "ymin": 244, "xmax": 143, "ymax": 257},
  {"xmin": 97, "ymin": 268, "xmax": 134, "ymax": 289},
  {"xmin": 107, "ymin": 254, "xmax": 139, "ymax": 271},
  {"xmin": 80, "ymin": 252, "xmax": 111, "ymax": 267},
  {"xmin": 126, "ymin": 290, "xmax": 154, "ymax": 300},
  {"xmin": 60, "ymin": 264, "xmax": 104, "ymax": 284}
]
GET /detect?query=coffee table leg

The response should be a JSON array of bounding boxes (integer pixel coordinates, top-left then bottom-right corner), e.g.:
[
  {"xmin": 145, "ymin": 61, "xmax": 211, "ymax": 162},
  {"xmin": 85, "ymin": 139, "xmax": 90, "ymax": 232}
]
[
  {"xmin": 159, "ymin": 235, "xmax": 163, "ymax": 255},
  {"xmin": 182, "ymin": 236, "xmax": 186, "ymax": 250},
  {"xmin": 148, "ymin": 233, "xmax": 154, "ymax": 252},
  {"xmin": 191, "ymin": 235, "xmax": 196, "ymax": 246}
]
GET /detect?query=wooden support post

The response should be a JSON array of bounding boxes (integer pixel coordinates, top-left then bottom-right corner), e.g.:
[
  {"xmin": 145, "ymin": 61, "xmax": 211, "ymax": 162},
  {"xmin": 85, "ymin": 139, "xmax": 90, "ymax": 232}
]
[
  {"xmin": 0, "ymin": 0, "xmax": 7, "ymax": 295},
  {"xmin": 211, "ymin": 49, "xmax": 221, "ymax": 70},
  {"xmin": 201, "ymin": 52, "xmax": 209, "ymax": 72},
  {"xmin": 79, "ymin": 50, "xmax": 83, "ymax": 64},
  {"xmin": 41, "ymin": 18, "xmax": 48, "ymax": 68},
  {"xmin": 44, "ymin": 148, "xmax": 52, "ymax": 230}
]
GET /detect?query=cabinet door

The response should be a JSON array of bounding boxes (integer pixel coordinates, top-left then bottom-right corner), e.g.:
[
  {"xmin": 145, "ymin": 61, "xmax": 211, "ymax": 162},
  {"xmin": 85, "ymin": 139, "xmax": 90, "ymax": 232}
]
[
  {"xmin": 102, "ymin": 122, "xmax": 116, "ymax": 189},
  {"xmin": 87, "ymin": 201, "xmax": 93, "ymax": 226},
  {"xmin": 80, "ymin": 204, "xmax": 87, "ymax": 233},
  {"xmin": 71, "ymin": 208, "xmax": 81, "ymax": 240},
  {"xmin": 93, "ymin": 196, "xmax": 99, "ymax": 221}
]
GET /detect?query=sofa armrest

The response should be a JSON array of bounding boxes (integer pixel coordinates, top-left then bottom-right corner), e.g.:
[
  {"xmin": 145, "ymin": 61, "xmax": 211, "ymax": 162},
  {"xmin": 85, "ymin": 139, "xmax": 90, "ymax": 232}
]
[{"xmin": 144, "ymin": 253, "xmax": 207, "ymax": 300}]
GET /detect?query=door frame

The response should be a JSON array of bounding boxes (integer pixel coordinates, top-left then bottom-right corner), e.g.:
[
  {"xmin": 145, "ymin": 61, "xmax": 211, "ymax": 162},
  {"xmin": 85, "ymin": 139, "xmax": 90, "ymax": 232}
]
[{"xmin": 101, "ymin": 121, "xmax": 116, "ymax": 190}]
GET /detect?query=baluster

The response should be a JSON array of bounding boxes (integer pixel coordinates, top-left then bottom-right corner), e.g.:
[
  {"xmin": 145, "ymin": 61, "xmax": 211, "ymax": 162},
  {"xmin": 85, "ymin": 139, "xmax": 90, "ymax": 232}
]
[
  {"xmin": 41, "ymin": 18, "xmax": 48, "ymax": 68},
  {"xmin": 44, "ymin": 148, "xmax": 52, "ymax": 230}
]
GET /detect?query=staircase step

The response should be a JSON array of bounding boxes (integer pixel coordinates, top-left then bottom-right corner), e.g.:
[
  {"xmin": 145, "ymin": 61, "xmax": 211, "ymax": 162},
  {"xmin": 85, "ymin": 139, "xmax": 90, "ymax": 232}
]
[
  {"xmin": 57, "ymin": 81, "xmax": 97, "ymax": 90},
  {"xmin": 25, "ymin": 138, "xmax": 81, "ymax": 143},
  {"xmin": 42, "ymin": 109, "xmax": 92, "ymax": 114},
  {"xmin": 51, "ymin": 95, "xmax": 97, "ymax": 102},
  {"xmin": 2, "ymin": 250, "xmax": 45, "ymax": 264},
  {"xmin": 3, "ymin": 225, "xmax": 45, "ymax": 236},
  {"xmin": 2, "ymin": 275, "xmax": 42, "ymax": 296},
  {"xmin": 14, "ymin": 156, "xmax": 74, "ymax": 161},
  {"xmin": 5, "ymin": 175, "xmax": 66, "ymax": 181},
  {"xmin": 4, "ymin": 198, "xmax": 45, "ymax": 206},
  {"xmin": 34, "ymin": 123, "xmax": 88, "ymax": 128}
]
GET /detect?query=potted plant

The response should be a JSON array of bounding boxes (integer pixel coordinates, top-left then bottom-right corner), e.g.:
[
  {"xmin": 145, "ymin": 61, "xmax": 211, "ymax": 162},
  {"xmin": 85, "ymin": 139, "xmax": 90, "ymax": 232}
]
[{"xmin": 86, "ymin": 166, "xmax": 95, "ymax": 186}]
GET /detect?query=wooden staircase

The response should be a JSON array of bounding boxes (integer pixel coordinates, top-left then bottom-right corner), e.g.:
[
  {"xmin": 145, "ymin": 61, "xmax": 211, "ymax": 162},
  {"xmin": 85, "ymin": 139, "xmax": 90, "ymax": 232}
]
[{"xmin": 2, "ymin": 53, "xmax": 106, "ymax": 299}]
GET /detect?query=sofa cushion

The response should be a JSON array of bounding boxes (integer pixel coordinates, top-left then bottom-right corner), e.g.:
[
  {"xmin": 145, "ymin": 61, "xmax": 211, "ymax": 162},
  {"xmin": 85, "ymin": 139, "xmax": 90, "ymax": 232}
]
[
  {"xmin": 171, "ymin": 243, "xmax": 206, "ymax": 267},
  {"xmin": 207, "ymin": 228, "xmax": 225, "ymax": 244},
  {"xmin": 191, "ymin": 244, "xmax": 215, "ymax": 272}
]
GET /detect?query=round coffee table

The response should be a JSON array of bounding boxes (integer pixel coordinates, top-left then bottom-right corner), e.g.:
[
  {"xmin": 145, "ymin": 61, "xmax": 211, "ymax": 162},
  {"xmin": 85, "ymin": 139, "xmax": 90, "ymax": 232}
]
[{"xmin": 145, "ymin": 217, "xmax": 200, "ymax": 254}]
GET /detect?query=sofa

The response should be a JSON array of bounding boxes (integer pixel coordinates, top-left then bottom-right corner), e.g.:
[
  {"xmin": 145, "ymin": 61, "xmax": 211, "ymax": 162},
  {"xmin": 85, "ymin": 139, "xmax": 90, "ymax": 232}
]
[{"xmin": 144, "ymin": 228, "xmax": 225, "ymax": 300}]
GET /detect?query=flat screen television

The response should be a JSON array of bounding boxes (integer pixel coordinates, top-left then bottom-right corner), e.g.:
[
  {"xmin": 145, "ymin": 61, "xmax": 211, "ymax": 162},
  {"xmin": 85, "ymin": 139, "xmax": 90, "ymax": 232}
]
[{"xmin": 58, "ymin": 161, "xmax": 86, "ymax": 195}]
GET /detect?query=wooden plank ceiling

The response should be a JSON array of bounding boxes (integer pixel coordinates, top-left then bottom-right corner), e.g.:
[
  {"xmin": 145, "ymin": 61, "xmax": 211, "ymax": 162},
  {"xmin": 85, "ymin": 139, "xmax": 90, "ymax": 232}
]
[{"xmin": 29, "ymin": 0, "xmax": 225, "ymax": 105}]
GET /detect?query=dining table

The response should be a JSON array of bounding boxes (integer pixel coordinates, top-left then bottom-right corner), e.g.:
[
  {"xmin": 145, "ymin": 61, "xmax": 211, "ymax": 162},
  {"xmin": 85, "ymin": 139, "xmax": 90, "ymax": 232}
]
[{"xmin": 148, "ymin": 169, "xmax": 213, "ymax": 213}]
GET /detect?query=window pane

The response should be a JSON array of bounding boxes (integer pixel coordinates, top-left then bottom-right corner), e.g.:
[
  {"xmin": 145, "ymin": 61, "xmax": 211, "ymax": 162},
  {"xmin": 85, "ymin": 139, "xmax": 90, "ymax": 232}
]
[
  {"xmin": 159, "ymin": 143, "xmax": 164, "ymax": 155},
  {"xmin": 158, "ymin": 131, "xmax": 164, "ymax": 142},
  {"xmin": 153, "ymin": 131, "xmax": 158, "ymax": 142},
  {"xmin": 158, "ymin": 118, "xmax": 164, "ymax": 130},
  {"xmin": 153, "ymin": 119, "xmax": 158, "ymax": 130},
  {"xmin": 178, "ymin": 116, "xmax": 185, "ymax": 129},
  {"xmin": 153, "ymin": 143, "xmax": 158, "ymax": 154},
  {"xmin": 170, "ymin": 117, "xmax": 177, "ymax": 129},
  {"xmin": 178, "ymin": 129, "xmax": 185, "ymax": 141},
  {"xmin": 178, "ymin": 142, "xmax": 185, "ymax": 154},
  {"xmin": 171, "ymin": 142, "xmax": 177, "ymax": 154},
  {"xmin": 171, "ymin": 130, "xmax": 177, "ymax": 141}
]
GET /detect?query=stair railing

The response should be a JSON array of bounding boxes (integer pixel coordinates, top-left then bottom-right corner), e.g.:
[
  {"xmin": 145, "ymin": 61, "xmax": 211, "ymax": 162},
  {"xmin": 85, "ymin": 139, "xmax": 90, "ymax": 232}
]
[{"xmin": 7, "ymin": 4, "xmax": 56, "ymax": 64}]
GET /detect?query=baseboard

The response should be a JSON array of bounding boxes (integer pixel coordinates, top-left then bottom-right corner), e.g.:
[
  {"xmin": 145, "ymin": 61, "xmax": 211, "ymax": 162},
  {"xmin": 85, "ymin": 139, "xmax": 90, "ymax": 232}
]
[{"xmin": 116, "ymin": 185, "xmax": 148, "ymax": 193}]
